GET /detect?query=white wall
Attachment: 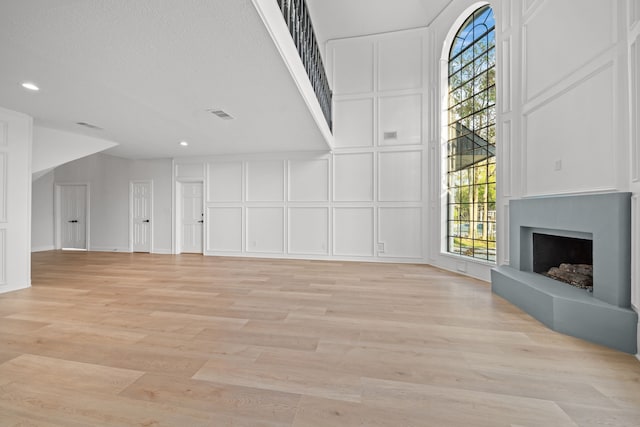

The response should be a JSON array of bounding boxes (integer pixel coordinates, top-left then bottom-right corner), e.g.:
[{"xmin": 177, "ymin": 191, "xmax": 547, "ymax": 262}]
[
  {"xmin": 0, "ymin": 106, "xmax": 32, "ymax": 293},
  {"xmin": 32, "ymin": 125, "xmax": 118, "ymax": 174},
  {"xmin": 50, "ymin": 153, "xmax": 173, "ymax": 253},
  {"xmin": 32, "ymin": 170, "xmax": 55, "ymax": 252},
  {"xmin": 171, "ymin": 31, "xmax": 427, "ymax": 261}
]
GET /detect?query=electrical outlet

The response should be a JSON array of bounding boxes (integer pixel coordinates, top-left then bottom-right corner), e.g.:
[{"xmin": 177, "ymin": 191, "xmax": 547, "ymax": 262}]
[
  {"xmin": 377, "ymin": 243, "xmax": 385, "ymax": 252},
  {"xmin": 554, "ymin": 159, "xmax": 562, "ymax": 171}
]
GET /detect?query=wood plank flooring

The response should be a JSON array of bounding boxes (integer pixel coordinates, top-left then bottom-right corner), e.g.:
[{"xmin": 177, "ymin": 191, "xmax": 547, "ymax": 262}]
[{"xmin": 0, "ymin": 250, "xmax": 638, "ymax": 426}]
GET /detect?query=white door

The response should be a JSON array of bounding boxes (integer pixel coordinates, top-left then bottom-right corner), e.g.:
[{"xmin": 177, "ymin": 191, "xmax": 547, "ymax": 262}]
[
  {"xmin": 181, "ymin": 182, "xmax": 203, "ymax": 253},
  {"xmin": 60, "ymin": 185, "xmax": 87, "ymax": 250},
  {"xmin": 131, "ymin": 181, "xmax": 152, "ymax": 253}
]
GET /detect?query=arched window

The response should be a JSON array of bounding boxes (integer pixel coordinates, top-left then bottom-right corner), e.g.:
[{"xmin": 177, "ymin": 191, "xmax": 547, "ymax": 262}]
[{"xmin": 446, "ymin": 5, "xmax": 496, "ymax": 262}]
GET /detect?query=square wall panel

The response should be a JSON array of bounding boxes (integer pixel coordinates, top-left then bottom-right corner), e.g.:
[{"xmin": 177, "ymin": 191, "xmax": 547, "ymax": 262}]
[
  {"xmin": 246, "ymin": 160, "xmax": 284, "ymax": 202},
  {"xmin": 288, "ymin": 208, "xmax": 329, "ymax": 255},
  {"xmin": 379, "ymin": 207, "xmax": 422, "ymax": 258},
  {"xmin": 208, "ymin": 162, "xmax": 242, "ymax": 202},
  {"xmin": 246, "ymin": 207, "xmax": 284, "ymax": 253},
  {"xmin": 332, "ymin": 41, "xmax": 374, "ymax": 95},
  {"xmin": 207, "ymin": 207, "xmax": 242, "ymax": 252},
  {"xmin": 334, "ymin": 98, "xmax": 374, "ymax": 148},
  {"xmin": 378, "ymin": 151, "xmax": 422, "ymax": 201},
  {"xmin": 289, "ymin": 159, "xmax": 329, "ymax": 202},
  {"xmin": 333, "ymin": 208, "xmax": 373, "ymax": 257},
  {"xmin": 379, "ymin": 94, "xmax": 422, "ymax": 146},
  {"xmin": 333, "ymin": 153, "xmax": 373, "ymax": 202},
  {"xmin": 378, "ymin": 34, "xmax": 423, "ymax": 91},
  {"xmin": 176, "ymin": 163, "xmax": 204, "ymax": 178}
]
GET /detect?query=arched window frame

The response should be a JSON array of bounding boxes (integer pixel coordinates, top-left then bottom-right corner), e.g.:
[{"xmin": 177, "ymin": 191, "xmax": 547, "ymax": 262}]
[{"xmin": 440, "ymin": 3, "xmax": 497, "ymax": 263}]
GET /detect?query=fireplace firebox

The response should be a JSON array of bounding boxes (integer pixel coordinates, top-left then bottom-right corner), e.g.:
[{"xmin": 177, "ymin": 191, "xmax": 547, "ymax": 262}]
[{"xmin": 491, "ymin": 192, "xmax": 637, "ymax": 354}]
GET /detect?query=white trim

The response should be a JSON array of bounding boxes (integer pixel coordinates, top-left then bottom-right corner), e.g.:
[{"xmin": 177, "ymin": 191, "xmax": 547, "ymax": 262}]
[{"xmin": 31, "ymin": 245, "xmax": 55, "ymax": 253}]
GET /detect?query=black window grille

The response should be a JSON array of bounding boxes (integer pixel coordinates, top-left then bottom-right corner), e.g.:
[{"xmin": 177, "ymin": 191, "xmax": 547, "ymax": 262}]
[{"xmin": 446, "ymin": 5, "xmax": 496, "ymax": 262}]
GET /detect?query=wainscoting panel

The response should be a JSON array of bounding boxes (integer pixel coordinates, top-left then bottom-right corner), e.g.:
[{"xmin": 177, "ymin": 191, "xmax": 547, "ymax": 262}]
[
  {"xmin": 288, "ymin": 159, "xmax": 329, "ymax": 202},
  {"xmin": 0, "ymin": 229, "xmax": 5, "ymax": 286},
  {"xmin": 246, "ymin": 160, "xmax": 284, "ymax": 202},
  {"xmin": 288, "ymin": 207, "xmax": 329, "ymax": 255},
  {"xmin": 207, "ymin": 162, "xmax": 242, "ymax": 202},
  {"xmin": 378, "ymin": 94, "xmax": 422, "ymax": 146},
  {"xmin": 333, "ymin": 207, "xmax": 374, "ymax": 257},
  {"xmin": 0, "ymin": 153, "xmax": 6, "ymax": 223},
  {"xmin": 523, "ymin": 0, "xmax": 615, "ymax": 101},
  {"xmin": 378, "ymin": 151, "xmax": 422, "ymax": 202},
  {"xmin": 175, "ymin": 163, "xmax": 204, "ymax": 179},
  {"xmin": 632, "ymin": 34, "xmax": 640, "ymax": 183},
  {"xmin": 0, "ymin": 121, "xmax": 6, "ymax": 146},
  {"xmin": 377, "ymin": 33, "xmax": 422, "ymax": 91},
  {"xmin": 246, "ymin": 207, "xmax": 284, "ymax": 254},
  {"xmin": 524, "ymin": 63, "xmax": 616, "ymax": 195},
  {"xmin": 333, "ymin": 153, "xmax": 374, "ymax": 202},
  {"xmin": 206, "ymin": 207, "xmax": 242, "ymax": 253},
  {"xmin": 333, "ymin": 98, "xmax": 375, "ymax": 148},
  {"xmin": 331, "ymin": 40, "xmax": 374, "ymax": 95},
  {"xmin": 378, "ymin": 207, "xmax": 422, "ymax": 259}
]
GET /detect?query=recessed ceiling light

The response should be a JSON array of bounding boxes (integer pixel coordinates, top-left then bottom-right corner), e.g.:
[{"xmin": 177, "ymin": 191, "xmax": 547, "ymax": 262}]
[
  {"xmin": 179, "ymin": 141, "xmax": 189, "ymax": 146},
  {"xmin": 21, "ymin": 82, "xmax": 40, "ymax": 91}
]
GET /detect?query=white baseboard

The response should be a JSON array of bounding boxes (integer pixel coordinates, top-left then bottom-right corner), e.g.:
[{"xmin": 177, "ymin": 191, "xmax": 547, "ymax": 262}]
[
  {"xmin": 89, "ymin": 247, "xmax": 131, "ymax": 253},
  {"xmin": 31, "ymin": 245, "xmax": 55, "ymax": 253},
  {"xmin": 151, "ymin": 249, "xmax": 173, "ymax": 255}
]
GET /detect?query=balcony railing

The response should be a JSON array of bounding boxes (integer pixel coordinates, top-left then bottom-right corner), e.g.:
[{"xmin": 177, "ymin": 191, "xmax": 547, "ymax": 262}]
[{"xmin": 276, "ymin": 0, "xmax": 332, "ymax": 130}]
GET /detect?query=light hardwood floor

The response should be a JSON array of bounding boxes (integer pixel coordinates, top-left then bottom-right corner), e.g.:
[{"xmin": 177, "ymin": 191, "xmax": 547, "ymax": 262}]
[{"xmin": 0, "ymin": 251, "xmax": 638, "ymax": 426}]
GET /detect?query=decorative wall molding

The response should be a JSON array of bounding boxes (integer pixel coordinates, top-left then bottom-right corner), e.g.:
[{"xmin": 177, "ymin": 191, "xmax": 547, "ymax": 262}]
[
  {"xmin": 287, "ymin": 207, "xmax": 329, "ymax": 255},
  {"xmin": 500, "ymin": 120, "xmax": 512, "ymax": 197},
  {"xmin": 632, "ymin": 195, "xmax": 640, "ymax": 311},
  {"xmin": 501, "ymin": 37, "xmax": 512, "ymax": 113},
  {"xmin": 0, "ymin": 228, "xmax": 5, "ymax": 286},
  {"xmin": 0, "ymin": 153, "xmax": 6, "ymax": 223},
  {"xmin": 521, "ymin": 0, "xmax": 616, "ymax": 104},
  {"xmin": 175, "ymin": 163, "xmax": 205, "ymax": 179},
  {"xmin": 632, "ymin": 34, "xmax": 640, "ymax": 182},
  {"xmin": 0, "ymin": 121, "xmax": 6, "ymax": 146}
]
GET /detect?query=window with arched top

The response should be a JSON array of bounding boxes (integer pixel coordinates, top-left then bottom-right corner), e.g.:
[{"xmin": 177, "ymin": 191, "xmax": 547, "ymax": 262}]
[{"xmin": 446, "ymin": 5, "xmax": 496, "ymax": 262}]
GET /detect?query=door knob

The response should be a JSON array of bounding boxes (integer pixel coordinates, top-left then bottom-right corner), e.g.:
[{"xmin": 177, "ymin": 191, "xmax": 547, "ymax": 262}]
[
  {"xmin": 198, "ymin": 220, "xmax": 204, "ymax": 223},
  {"xmin": 68, "ymin": 220, "xmax": 78, "ymax": 223},
  {"xmin": 143, "ymin": 219, "xmax": 150, "ymax": 223}
]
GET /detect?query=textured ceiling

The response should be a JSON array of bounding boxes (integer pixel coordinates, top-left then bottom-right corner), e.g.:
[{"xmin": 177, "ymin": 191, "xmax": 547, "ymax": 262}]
[{"xmin": 0, "ymin": 0, "xmax": 329, "ymax": 159}]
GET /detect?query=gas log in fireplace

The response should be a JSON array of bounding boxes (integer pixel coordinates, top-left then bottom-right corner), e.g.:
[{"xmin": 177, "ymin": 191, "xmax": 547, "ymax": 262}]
[
  {"xmin": 491, "ymin": 192, "xmax": 637, "ymax": 354},
  {"xmin": 533, "ymin": 233, "xmax": 593, "ymax": 290}
]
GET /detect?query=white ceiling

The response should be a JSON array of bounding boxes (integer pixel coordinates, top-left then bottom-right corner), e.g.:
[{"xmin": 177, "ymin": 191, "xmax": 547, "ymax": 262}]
[
  {"xmin": 0, "ymin": 0, "xmax": 329, "ymax": 159},
  {"xmin": 306, "ymin": 0, "xmax": 453, "ymax": 47},
  {"xmin": 0, "ymin": 0, "xmax": 453, "ymax": 160}
]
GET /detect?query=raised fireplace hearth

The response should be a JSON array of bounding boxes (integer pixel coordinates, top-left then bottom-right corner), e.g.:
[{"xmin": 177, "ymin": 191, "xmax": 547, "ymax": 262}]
[{"xmin": 491, "ymin": 192, "xmax": 637, "ymax": 354}]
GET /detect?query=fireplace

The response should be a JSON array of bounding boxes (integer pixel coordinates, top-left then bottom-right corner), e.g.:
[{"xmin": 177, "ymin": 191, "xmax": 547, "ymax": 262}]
[
  {"xmin": 491, "ymin": 192, "xmax": 637, "ymax": 354},
  {"xmin": 533, "ymin": 233, "xmax": 593, "ymax": 289}
]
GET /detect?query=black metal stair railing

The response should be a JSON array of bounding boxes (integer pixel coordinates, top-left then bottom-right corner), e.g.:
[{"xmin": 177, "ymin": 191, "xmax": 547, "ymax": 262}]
[{"xmin": 276, "ymin": 0, "xmax": 332, "ymax": 131}]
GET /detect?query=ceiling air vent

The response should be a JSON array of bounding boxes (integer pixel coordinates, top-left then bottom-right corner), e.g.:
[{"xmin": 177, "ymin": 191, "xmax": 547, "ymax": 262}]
[
  {"xmin": 76, "ymin": 121, "xmax": 103, "ymax": 130},
  {"xmin": 206, "ymin": 109, "xmax": 234, "ymax": 120}
]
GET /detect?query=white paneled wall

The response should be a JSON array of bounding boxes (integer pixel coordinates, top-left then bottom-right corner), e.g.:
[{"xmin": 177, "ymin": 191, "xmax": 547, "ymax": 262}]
[
  {"xmin": 0, "ymin": 107, "xmax": 31, "ymax": 293},
  {"xmin": 173, "ymin": 28, "xmax": 428, "ymax": 263}
]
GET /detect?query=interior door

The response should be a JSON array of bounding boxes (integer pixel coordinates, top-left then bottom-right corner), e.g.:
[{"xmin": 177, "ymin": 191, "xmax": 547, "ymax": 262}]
[
  {"xmin": 60, "ymin": 184, "xmax": 87, "ymax": 250},
  {"xmin": 131, "ymin": 181, "xmax": 152, "ymax": 253},
  {"xmin": 181, "ymin": 182, "xmax": 203, "ymax": 253}
]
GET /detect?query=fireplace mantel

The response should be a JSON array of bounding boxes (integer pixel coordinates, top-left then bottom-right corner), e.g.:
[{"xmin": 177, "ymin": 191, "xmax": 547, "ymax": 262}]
[{"xmin": 491, "ymin": 192, "xmax": 637, "ymax": 354}]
